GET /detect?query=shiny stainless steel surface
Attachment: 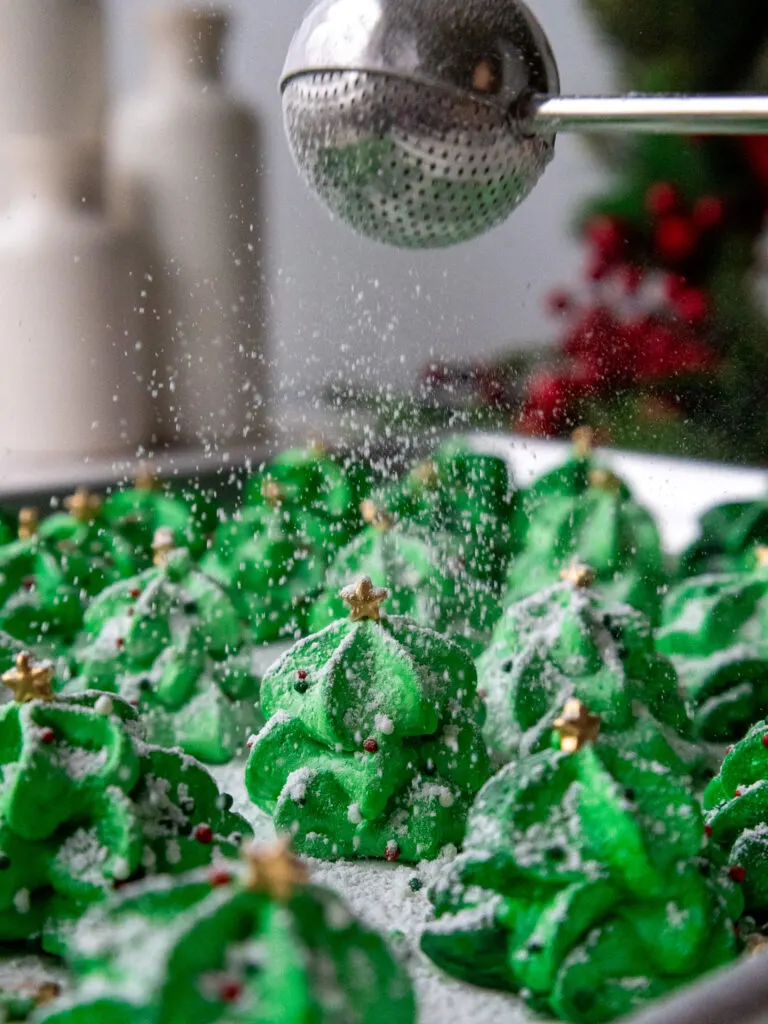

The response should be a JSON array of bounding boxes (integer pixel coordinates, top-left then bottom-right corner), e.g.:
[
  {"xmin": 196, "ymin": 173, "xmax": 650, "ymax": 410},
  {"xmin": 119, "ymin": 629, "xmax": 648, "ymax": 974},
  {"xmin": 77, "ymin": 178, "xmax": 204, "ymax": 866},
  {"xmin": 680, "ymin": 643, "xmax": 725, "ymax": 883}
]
[
  {"xmin": 281, "ymin": 0, "xmax": 768, "ymax": 248},
  {"xmin": 280, "ymin": 0, "xmax": 558, "ymax": 248},
  {"xmin": 526, "ymin": 93, "xmax": 768, "ymax": 135}
]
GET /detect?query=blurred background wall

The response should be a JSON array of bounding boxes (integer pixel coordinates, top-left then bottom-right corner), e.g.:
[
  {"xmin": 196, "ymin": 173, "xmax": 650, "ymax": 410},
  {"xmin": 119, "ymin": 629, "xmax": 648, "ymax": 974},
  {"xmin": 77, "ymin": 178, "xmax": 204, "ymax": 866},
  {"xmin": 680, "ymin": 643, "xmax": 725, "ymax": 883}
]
[{"xmin": 104, "ymin": 0, "xmax": 619, "ymax": 398}]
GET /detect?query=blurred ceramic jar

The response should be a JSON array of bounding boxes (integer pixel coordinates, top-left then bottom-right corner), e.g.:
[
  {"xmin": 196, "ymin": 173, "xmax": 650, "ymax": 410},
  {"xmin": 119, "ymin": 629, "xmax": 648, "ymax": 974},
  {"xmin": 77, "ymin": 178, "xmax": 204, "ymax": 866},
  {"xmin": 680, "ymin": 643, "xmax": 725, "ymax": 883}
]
[
  {"xmin": 109, "ymin": 6, "xmax": 268, "ymax": 447},
  {"xmin": 0, "ymin": 137, "xmax": 151, "ymax": 457},
  {"xmin": 0, "ymin": 0, "xmax": 105, "ymax": 206}
]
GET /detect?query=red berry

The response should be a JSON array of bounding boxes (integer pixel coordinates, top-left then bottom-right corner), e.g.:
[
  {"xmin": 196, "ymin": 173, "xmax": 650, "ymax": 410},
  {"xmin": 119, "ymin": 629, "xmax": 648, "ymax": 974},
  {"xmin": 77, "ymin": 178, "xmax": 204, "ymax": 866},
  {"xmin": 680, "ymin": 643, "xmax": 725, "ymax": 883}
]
[
  {"xmin": 730, "ymin": 865, "xmax": 746, "ymax": 884},
  {"xmin": 586, "ymin": 256, "xmax": 610, "ymax": 282},
  {"xmin": 297, "ymin": 670, "xmax": 308, "ymax": 681},
  {"xmin": 218, "ymin": 980, "xmax": 243, "ymax": 1004},
  {"xmin": 208, "ymin": 867, "xmax": 232, "ymax": 888},
  {"xmin": 762, "ymin": 734, "xmax": 768, "ymax": 748},
  {"xmin": 518, "ymin": 369, "xmax": 580, "ymax": 438},
  {"xmin": 194, "ymin": 824, "xmax": 214, "ymax": 845},
  {"xmin": 585, "ymin": 216, "xmax": 624, "ymax": 262},
  {"xmin": 646, "ymin": 182, "xmax": 679, "ymax": 217},
  {"xmin": 655, "ymin": 215, "xmax": 698, "ymax": 262},
  {"xmin": 704, "ymin": 824, "xmax": 713, "ymax": 837},
  {"xmin": 620, "ymin": 264, "xmax": 644, "ymax": 295},
  {"xmin": 665, "ymin": 274, "xmax": 688, "ymax": 302},
  {"xmin": 385, "ymin": 842, "xmax": 401, "ymax": 863},
  {"xmin": 694, "ymin": 195, "xmax": 724, "ymax": 229},
  {"xmin": 674, "ymin": 288, "xmax": 709, "ymax": 323},
  {"xmin": 364, "ymin": 738, "xmax": 379, "ymax": 754},
  {"xmin": 40, "ymin": 727, "xmax": 56, "ymax": 745},
  {"xmin": 547, "ymin": 290, "xmax": 573, "ymax": 315},
  {"xmin": 130, "ymin": 588, "xmax": 141, "ymax": 599}
]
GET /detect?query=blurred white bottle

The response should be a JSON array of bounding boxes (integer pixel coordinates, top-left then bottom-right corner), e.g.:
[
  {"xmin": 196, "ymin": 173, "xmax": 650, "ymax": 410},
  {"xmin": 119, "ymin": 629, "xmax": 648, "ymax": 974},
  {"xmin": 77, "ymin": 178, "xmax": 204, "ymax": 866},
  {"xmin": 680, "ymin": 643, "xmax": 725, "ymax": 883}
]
[
  {"xmin": 0, "ymin": 0, "xmax": 104, "ymax": 135},
  {"xmin": 0, "ymin": 137, "xmax": 150, "ymax": 456},
  {"xmin": 0, "ymin": 0, "xmax": 106, "ymax": 207},
  {"xmin": 109, "ymin": 6, "xmax": 268, "ymax": 447}
]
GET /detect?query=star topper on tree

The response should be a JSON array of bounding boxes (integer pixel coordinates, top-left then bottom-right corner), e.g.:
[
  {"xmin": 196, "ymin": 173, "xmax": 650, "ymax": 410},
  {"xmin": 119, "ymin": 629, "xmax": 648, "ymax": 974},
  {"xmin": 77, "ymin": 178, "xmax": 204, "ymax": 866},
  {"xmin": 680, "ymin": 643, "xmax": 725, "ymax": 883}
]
[
  {"xmin": 2, "ymin": 652, "xmax": 55, "ymax": 704},
  {"xmin": 340, "ymin": 577, "xmax": 390, "ymax": 623}
]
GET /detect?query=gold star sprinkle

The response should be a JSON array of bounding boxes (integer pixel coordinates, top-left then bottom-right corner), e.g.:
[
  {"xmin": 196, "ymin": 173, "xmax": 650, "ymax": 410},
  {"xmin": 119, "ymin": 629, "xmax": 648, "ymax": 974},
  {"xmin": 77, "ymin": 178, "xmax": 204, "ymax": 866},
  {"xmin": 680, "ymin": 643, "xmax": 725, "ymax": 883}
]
[
  {"xmin": 242, "ymin": 840, "xmax": 308, "ymax": 902},
  {"xmin": 360, "ymin": 500, "xmax": 393, "ymax": 531},
  {"xmin": 2, "ymin": 653, "xmax": 55, "ymax": 704},
  {"xmin": 554, "ymin": 699, "xmax": 601, "ymax": 753},
  {"xmin": 261, "ymin": 479, "xmax": 285, "ymax": 507},
  {"xmin": 588, "ymin": 468, "xmax": 623, "ymax": 494},
  {"xmin": 560, "ymin": 561, "xmax": 596, "ymax": 589},
  {"xmin": 64, "ymin": 488, "xmax": 101, "ymax": 523},
  {"xmin": 572, "ymin": 427, "xmax": 596, "ymax": 458},
  {"xmin": 340, "ymin": 577, "xmax": 389, "ymax": 622},
  {"xmin": 756, "ymin": 547, "xmax": 768, "ymax": 569},
  {"xmin": 18, "ymin": 508, "xmax": 39, "ymax": 541},
  {"xmin": 135, "ymin": 461, "xmax": 160, "ymax": 492},
  {"xmin": 35, "ymin": 983, "xmax": 62, "ymax": 1007},
  {"xmin": 411, "ymin": 460, "xmax": 440, "ymax": 490},
  {"xmin": 152, "ymin": 526, "xmax": 177, "ymax": 566}
]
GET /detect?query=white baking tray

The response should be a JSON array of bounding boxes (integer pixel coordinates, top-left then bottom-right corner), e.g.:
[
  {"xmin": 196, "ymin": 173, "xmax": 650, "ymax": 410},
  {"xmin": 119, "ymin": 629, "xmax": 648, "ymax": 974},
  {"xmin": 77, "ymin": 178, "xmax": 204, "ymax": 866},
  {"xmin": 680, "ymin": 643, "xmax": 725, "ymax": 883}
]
[{"xmin": 8, "ymin": 430, "xmax": 768, "ymax": 1022}]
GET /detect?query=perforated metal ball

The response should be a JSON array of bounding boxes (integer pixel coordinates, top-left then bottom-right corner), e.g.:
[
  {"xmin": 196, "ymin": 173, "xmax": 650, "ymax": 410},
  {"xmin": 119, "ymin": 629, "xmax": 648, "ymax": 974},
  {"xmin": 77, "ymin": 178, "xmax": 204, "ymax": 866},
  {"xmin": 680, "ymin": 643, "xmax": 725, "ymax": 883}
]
[{"xmin": 281, "ymin": 0, "xmax": 560, "ymax": 249}]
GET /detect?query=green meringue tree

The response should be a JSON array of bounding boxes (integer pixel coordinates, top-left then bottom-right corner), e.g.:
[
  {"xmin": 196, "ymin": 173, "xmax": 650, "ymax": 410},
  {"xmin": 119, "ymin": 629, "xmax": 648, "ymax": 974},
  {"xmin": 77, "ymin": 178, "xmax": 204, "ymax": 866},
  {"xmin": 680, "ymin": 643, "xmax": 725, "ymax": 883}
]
[
  {"xmin": 246, "ymin": 577, "xmax": 491, "ymax": 862},
  {"xmin": 479, "ymin": 565, "xmax": 692, "ymax": 767},
  {"xmin": 0, "ymin": 654, "xmax": 249, "ymax": 955},
  {"xmin": 39, "ymin": 842, "xmax": 416, "ymax": 1024},
  {"xmin": 422, "ymin": 700, "xmax": 741, "ymax": 1023},
  {"xmin": 72, "ymin": 530, "xmax": 260, "ymax": 764}
]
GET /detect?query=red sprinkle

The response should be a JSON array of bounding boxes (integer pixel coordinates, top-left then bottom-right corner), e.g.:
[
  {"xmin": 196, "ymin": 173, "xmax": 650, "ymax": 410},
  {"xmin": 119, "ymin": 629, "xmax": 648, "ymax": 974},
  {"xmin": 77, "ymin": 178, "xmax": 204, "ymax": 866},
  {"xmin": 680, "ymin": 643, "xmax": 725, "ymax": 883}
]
[
  {"xmin": 246, "ymin": 736, "xmax": 255, "ymax": 750},
  {"xmin": 735, "ymin": 789, "xmax": 743, "ymax": 797},
  {"xmin": 129, "ymin": 588, "xmax": 142, "ymax": 599},
  {"xmin": 730, "ymin": 865, "xmax": 746, "ymax": 884},
  {"xmin": 297, "ymin": 669, "xmax": 308, "ymax": 681},
  {"xmin": 384, "ymin": 843, "xmax": 401, "ymax": 863},
  {"xmin": 116, "ymin": 638, "xmax": 125, "ymax": 650},
  {"xmin": 208, "ymin": 867, "xmax": 232, "ymax": 888},
  {"xmin": 22, "ymin": 577, "xmax": 35, "ymax": 591},
  {"xmin": 726, "ymin": 746, "xmax": 734, "ymax": 754},
  {"xmin": 218, "ymin": 980, "xmax": 243, "ymax": 1004},
  {"xmin": 762, "ymin": 734, "xmax": 768, "ymax": 748},
  {"xmin": 40, "ymin": 727, "xmax": 56, "ymax": 745},
  {"xmin": 704, "ymin": 824, "xmax": 713, "ymax": 837},
  {"xmin": 363, "ymin": 738, "xmax": 379, "ymax": 754},
  {"xmin": 194, "ymin": 824, "xmax": 214, "ymax": 845}
]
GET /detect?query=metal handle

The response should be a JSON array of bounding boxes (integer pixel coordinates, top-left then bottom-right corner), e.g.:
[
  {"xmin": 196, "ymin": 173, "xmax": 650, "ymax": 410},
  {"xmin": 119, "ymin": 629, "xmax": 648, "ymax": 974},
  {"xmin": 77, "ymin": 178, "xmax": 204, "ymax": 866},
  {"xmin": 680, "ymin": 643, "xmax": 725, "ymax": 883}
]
[{"xmin": 524, "ymin": 93, "xmax": 768, "ymax": 135}]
